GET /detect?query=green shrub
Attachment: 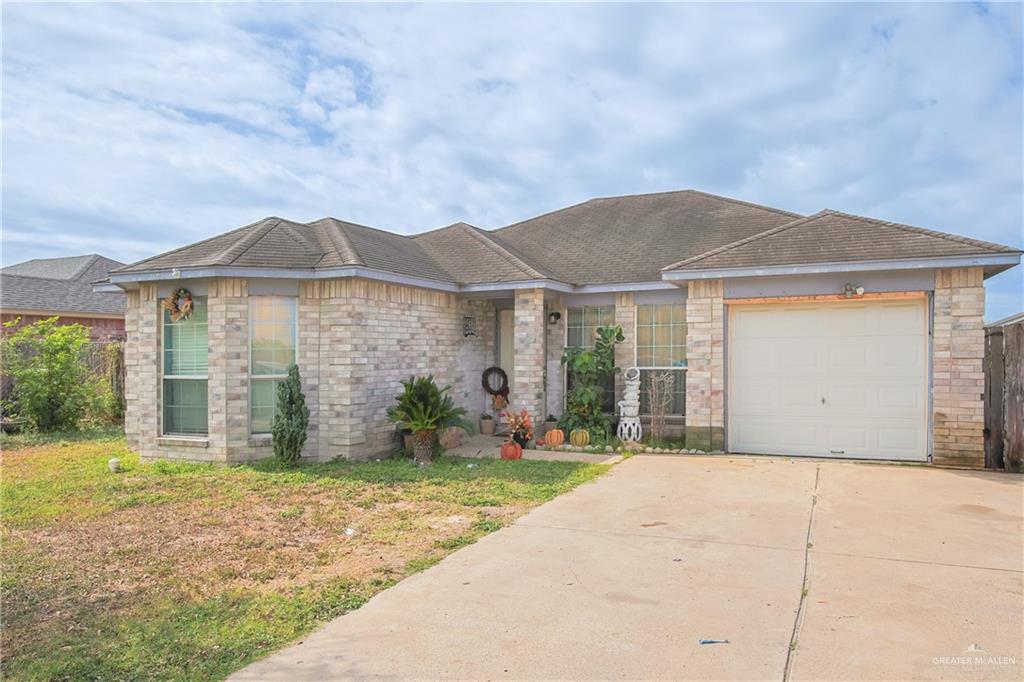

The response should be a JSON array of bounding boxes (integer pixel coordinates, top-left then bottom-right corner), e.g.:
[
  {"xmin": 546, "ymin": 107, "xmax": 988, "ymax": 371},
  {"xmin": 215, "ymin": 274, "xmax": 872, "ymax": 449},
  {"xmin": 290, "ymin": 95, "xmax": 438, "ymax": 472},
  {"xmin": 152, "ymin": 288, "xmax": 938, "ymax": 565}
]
[
  {"xmin": 559, "ymin": 325, "xmax": 623, "ymax": 439},
  {"xmin": 1, "ymin": 317, "xmax": 97, "ymax": 431},
  {"xmin": 272, "ymin": 365, "xmax": 309, "ymax": 466}
]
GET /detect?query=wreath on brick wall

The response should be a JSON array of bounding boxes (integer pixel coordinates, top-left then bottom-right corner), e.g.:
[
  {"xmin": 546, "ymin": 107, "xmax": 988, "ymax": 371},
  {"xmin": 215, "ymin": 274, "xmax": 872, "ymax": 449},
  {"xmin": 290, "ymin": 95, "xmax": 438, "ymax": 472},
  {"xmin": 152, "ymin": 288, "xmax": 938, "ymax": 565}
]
[{"xmin": 161, "ymin": 287, "xmax": 194, "ymax": 322}]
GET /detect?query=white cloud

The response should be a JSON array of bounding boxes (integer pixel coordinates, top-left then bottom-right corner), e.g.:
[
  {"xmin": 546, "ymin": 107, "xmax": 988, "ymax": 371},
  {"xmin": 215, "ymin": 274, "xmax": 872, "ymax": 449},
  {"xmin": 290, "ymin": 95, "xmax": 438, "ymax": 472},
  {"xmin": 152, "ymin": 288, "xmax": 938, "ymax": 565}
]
[{"xmin": 1, "ymin": 2, "xmax": 1021, "ymax": 316}]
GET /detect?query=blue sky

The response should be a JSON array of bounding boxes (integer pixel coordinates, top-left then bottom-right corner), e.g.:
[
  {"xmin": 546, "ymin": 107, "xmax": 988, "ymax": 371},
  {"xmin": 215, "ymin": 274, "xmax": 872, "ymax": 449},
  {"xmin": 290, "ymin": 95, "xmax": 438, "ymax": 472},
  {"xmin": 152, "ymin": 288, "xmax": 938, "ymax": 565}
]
[{"xmin": 2, "ymin": 2, "xmax": 1021, "ymax": 319}]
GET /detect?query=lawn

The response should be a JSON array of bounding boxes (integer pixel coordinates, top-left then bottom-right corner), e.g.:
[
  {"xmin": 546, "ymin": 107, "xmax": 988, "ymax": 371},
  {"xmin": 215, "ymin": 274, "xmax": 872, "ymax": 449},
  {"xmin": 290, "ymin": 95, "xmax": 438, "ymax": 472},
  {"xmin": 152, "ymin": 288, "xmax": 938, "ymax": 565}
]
[{"xmin": 0, "ymin": 431, "xmax": 608, "ymax": 681}]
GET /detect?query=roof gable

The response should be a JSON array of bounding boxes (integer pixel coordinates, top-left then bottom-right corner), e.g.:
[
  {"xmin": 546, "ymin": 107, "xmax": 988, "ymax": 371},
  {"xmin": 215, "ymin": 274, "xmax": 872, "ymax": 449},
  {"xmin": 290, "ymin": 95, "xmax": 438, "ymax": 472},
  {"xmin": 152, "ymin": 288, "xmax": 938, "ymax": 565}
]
[{"xmin": 414, "ymin": 222, "xmax": 551, "ymax": 283}]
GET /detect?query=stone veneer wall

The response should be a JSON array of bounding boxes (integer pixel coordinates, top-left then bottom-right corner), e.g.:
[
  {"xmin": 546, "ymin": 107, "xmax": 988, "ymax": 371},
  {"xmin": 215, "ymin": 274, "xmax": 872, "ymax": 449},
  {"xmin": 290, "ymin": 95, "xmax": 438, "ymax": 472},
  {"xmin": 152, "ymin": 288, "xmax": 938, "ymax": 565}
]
[
  {"xmin": 126, "ymin": 277, "xmax": 495, "ymax": 463},
  {"xmin": 932, "ymin": 267, "xmax": 986, "ymax": 467},
  {"xmin": 513, "ymin": 288, "xmax": 546, "ymax": 425},
  {"xmin": 684, "ymin": 279, "xmax": 725, "ymax": 451}
]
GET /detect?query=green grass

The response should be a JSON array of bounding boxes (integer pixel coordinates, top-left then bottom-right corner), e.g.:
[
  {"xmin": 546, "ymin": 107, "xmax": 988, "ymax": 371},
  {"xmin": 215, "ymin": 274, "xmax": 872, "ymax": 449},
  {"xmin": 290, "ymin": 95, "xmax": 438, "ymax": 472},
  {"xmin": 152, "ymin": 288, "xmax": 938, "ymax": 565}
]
[{"xmin": 1, "ymin": 435, "xmax": 608, "ymax": 681}]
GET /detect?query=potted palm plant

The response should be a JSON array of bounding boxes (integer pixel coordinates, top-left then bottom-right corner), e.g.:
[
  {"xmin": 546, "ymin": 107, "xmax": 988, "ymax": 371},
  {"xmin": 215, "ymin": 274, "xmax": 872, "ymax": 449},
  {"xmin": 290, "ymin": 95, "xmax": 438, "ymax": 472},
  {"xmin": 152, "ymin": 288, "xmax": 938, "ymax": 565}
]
[{"xmin": 387, "ymin": 375, "xmax": 472, "ymax": 466}]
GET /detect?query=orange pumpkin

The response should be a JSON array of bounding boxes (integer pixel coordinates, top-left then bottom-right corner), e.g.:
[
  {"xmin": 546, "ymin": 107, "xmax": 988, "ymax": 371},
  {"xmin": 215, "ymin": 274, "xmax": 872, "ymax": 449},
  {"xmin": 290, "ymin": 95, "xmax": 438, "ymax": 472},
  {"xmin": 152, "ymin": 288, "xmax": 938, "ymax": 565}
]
[
  {"xmin": 500, "ymin": 441, "xmax": 523, "ymax": 460},
  {"xmin": 545, "ymin": 428, "xmax": 565, "ymax": 446}
]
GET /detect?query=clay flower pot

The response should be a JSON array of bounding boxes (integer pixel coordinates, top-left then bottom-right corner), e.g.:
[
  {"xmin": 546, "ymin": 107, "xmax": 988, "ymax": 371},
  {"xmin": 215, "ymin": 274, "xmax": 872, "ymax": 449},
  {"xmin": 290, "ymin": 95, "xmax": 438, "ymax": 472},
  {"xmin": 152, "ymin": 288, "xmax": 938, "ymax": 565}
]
[
  {"xmin": 500, "ymin": 441, "xmax": 523, "ymax": 460},
  {"xmin": 480, "ymin": 417, "xmax": 496, "ymax": 435}
]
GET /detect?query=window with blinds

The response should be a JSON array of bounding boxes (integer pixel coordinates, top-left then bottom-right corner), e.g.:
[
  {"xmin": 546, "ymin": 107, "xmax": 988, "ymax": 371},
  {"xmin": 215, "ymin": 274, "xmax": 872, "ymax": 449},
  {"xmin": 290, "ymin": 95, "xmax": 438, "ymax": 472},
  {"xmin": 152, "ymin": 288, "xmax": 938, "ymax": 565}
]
[
  {"xmin": 249, "ymin": 296, "xmax": 297, "ymax": 434},
  {"xmin": 162, "ymin": 297, "xmax": 208, "ymax": 436}
]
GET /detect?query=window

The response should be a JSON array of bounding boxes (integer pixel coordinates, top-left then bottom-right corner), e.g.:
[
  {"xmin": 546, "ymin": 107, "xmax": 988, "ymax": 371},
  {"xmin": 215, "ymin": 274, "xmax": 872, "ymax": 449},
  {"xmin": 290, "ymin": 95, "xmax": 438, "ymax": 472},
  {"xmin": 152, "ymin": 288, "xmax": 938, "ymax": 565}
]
[
  {"xmin": 250, "ymin": 296, "xmax": 297, "ymax": 434},
  {"xmin": 163, "ymin": 297, "xmax": 208, "ymax": 436},
  {"xmin": 565, "ymin": 305, "xmax": 616, "ymax": 412},
  {"xmin": 635, "ymin": 303, "xmax": 686, "ymax": 416}
]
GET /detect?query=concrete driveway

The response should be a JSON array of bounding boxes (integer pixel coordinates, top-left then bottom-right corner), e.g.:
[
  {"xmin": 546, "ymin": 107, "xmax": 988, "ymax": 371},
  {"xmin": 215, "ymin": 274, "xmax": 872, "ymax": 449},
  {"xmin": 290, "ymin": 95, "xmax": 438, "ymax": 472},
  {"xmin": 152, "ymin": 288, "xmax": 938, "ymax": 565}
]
[{"xmin": 233, "ymin": 456, "xmax": 1023, "ymax": 681}]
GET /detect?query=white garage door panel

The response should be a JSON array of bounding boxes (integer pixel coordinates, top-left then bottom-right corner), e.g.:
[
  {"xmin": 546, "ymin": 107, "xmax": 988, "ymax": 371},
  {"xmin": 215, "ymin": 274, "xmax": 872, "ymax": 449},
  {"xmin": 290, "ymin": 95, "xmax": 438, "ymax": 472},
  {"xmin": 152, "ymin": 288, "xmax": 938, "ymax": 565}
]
[{"xmin": 729, "ymin": 299, "xmax": 928, "ymax": 461}]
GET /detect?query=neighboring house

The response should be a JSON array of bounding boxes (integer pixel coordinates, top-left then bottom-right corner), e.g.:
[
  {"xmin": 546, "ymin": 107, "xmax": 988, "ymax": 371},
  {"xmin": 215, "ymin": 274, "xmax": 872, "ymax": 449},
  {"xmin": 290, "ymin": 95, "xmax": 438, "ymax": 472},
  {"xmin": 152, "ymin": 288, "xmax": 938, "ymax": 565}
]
[
  {"xmin": 99, "ymin": 190, "xmax": 1021, "ymax": 468},
  {"xmin": 986, "ymin": 311, "xmax": 1024, "ymax": 328},
  {"xmin": 1, "ymin": 254, "xmax": 127, "ymax": 340}
]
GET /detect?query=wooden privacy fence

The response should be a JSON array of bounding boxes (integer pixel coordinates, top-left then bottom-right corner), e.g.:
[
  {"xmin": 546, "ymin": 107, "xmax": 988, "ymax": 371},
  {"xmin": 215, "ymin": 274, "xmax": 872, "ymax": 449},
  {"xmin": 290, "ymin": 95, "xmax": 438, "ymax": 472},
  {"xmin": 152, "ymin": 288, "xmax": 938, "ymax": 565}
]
[{"xmin": 984, "ymin": 321, "xmax": 1023, "ymax": 470}]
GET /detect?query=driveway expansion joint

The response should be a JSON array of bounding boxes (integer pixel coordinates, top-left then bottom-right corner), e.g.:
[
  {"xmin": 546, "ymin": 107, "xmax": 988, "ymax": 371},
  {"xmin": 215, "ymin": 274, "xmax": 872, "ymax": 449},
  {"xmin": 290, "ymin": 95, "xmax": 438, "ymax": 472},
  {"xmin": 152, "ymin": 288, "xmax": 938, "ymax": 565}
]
[{"xmin": 784, "ymin": 463, "xmax": 821, "ymax": 681}]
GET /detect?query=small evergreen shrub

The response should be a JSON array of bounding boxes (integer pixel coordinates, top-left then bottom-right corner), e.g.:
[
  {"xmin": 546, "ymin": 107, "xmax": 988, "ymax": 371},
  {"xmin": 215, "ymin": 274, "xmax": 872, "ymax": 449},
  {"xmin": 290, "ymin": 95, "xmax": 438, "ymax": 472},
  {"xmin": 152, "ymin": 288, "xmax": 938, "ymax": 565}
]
[{"xmin": 272, "ymin": 364, "xmax": 309, "ymax": 466}]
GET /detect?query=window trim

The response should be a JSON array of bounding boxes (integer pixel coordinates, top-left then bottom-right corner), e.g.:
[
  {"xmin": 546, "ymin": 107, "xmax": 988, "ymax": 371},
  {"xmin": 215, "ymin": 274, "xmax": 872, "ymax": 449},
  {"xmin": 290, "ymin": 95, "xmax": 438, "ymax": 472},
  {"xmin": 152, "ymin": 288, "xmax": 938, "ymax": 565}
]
[
  {"xmin": 633, "ymin": 302, "xmax": 688, "ymax": 417},
  {"xmin": 161, "ymin": 297, "xmax": 209, "ymax": 438},
  {"xmin": 248, "ymin": 295, "xmax": 299, "ymax": 435}
]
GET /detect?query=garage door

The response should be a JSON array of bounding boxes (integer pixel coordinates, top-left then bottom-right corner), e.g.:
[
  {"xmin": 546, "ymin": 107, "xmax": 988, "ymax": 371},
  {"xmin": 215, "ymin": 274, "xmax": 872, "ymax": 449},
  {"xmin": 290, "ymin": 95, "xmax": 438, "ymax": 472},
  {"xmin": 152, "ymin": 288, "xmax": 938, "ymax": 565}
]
[{"xmin": 728, "ymin": 298, "xmax": 928, "ymax": 460}]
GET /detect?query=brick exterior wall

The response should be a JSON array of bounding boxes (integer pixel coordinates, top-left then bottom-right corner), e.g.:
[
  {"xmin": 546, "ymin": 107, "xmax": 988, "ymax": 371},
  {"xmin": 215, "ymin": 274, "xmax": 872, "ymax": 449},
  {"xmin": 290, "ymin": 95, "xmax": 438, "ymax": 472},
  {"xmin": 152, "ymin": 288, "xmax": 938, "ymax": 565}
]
[
  {"xmin": 513, "ymin": 288, "xmax": 546, "ymax": 425},
  {"xmin": 684, "ymin": 279, "xmax": 725, "ymax": 451},
  {"xmin": 124, "ymin": 270, "xmax": 986, "ymax": 465},
  {"xmin": 307, "ymin": 279, "xmax": 495, "ymax": 460},
  {"xmin": 932, "ymin": 267, "xmax": 986, "ymax": 467},
  {"xmin": 125, "ymin": 277, "xmax": 496, "ymax": 463}
]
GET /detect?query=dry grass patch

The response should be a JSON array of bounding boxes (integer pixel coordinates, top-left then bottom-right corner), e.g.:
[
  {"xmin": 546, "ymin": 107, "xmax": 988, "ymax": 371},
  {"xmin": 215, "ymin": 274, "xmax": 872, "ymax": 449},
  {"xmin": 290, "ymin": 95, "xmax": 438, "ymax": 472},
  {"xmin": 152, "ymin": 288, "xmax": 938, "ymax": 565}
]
[{"xmin": 1, "ymin": 433, "xmax": 607, "ymax": 681}]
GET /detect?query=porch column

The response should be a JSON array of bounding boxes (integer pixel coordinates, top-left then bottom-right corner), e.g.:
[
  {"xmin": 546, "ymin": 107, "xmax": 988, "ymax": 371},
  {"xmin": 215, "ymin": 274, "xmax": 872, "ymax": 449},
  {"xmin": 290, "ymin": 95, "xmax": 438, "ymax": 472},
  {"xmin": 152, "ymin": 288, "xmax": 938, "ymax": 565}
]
[
  {"xmin": 513, "ymin": 288, "xmax": 547, "ymax": 426},
  {"xmin": 933, "ymin": 267, "xmax": 985, "ymax": 467},
  {"xmin": 685, "ymin": 279, "xmax": 725, "ymax": 451},
  {"xmin": 545, "ymin": 294, "xmax": 566, "ymax": 418},
  {"xmin": 614, "ymin": 292, "xmax": 636, "ymax": 403}
]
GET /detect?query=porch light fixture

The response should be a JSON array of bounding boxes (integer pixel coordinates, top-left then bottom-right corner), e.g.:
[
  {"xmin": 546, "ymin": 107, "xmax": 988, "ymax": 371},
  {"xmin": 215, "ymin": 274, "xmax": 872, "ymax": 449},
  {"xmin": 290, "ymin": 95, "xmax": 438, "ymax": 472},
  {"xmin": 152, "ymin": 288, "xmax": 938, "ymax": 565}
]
[
  {"xmin": 462, "ymin": 316, "xmax": 477, "ymax": 338},
  {"xmin": 547, "ymin": 311, "xmax": 562, "ymax": 325}
]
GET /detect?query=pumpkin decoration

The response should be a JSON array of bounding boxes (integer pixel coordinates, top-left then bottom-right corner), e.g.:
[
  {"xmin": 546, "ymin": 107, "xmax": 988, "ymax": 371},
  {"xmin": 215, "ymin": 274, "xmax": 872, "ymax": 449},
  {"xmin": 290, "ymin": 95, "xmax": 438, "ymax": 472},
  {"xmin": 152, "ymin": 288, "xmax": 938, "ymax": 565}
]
[
  {"xmin": 570, "ymin": 429, "xmax": 590, "ymax": 448},
  {"xmin": 500, "ymin": 441, "xmax": 523, "ymax": 460},
  {"xmin": 545, "ymin": 428, "xmax": 565, "ymax": 446},
  {"xmin": 161, "ymin": 287, "xmax": 194, "ymax": 322}
]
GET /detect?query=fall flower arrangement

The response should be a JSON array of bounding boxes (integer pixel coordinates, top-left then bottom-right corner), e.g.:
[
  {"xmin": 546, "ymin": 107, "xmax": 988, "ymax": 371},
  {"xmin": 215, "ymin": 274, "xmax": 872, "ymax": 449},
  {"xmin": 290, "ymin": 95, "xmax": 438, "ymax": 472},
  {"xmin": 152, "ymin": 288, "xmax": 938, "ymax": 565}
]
[{"xmin": 502, "ymin": 409, "xmax": 534, "ymax": 448}]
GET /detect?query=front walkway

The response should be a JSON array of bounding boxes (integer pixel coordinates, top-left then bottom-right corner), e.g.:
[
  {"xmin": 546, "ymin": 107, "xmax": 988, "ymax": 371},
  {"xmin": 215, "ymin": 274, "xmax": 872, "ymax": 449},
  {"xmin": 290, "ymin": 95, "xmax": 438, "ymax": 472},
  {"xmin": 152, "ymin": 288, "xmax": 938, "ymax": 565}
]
[
  {"xmin": 445, "ymin": 433, "xmax": 621, "ymax": 464},
  {"xmin": 232, "ymin": 456, "xmax": 1023, "ymax": 681}
]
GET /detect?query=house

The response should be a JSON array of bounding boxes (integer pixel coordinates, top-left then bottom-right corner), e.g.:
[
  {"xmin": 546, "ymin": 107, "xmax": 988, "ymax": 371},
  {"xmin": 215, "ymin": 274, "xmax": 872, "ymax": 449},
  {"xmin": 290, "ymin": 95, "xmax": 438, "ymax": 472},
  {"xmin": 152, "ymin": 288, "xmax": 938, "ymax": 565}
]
[
  {"xmin": 1, "ymin": 254, "xmax": 127, "ymax": 340},
  {"xmin": 99, "ymin": 190, "xmax": 1021, "ymax": 467}
]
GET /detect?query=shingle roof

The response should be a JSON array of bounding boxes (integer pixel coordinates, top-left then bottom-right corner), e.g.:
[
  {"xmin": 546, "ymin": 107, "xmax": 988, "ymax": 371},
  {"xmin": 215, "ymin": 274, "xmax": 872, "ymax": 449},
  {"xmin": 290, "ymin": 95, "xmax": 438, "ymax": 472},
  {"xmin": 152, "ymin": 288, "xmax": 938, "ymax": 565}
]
[
  {"xmin": 665, "ymin": 209, "xmax": 1021, "ymax": 272},
  {"xmin": 2, "ymin": 254, "xmax": 124, "ymax": 281},
  {"xmin": 114, "ymin": 217, "xmax": 454, "ymax": 282},
  {"xmin": 1, "ymin": 254, "xmax": 126, "ymax": 315},
  {"xmin": 490, "ymin": 190, "xmax": 803, "ymax": 284},
  {"xmin": 108, "ymin": 190, "xmax": 1020, "ymax": 287}
]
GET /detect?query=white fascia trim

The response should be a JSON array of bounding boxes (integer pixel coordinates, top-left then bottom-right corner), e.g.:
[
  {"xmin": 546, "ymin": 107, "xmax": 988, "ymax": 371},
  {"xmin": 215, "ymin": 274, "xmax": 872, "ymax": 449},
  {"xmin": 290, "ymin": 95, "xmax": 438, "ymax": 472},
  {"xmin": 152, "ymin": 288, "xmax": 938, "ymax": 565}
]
[
  {"xmin": 107, "ymin": 266, "xmax": 585, "ymax": 295},
  {"xmin": 573, "ymin": 281, "xmax": 676, "ymax": 293},
  {"xmin": 459, "ymin": 279, "xmax": 575, "ymax": 293},
  {"xmin": 108, "ymin": 266, "xmax": 461, "ymax": 293},
  {"xmin": 661, "ymin": 253, "xmax": 1022, "ymax": 281}
]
